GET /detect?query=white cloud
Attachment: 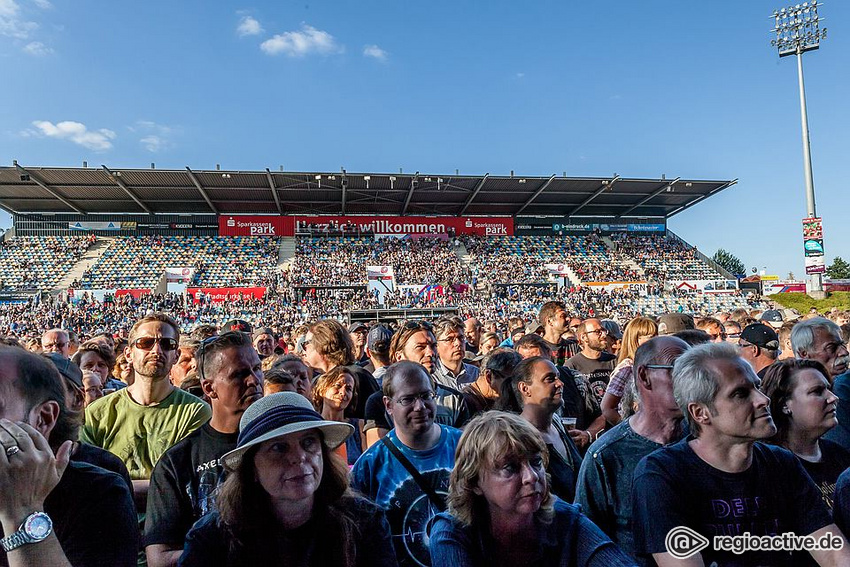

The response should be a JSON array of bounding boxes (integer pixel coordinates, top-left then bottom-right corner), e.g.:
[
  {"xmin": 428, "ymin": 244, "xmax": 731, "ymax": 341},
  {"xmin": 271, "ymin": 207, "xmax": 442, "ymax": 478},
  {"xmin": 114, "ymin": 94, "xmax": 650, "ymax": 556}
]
[
  {"xmin": 130, "ymin": 120, "xmax": 177, "ymax": 152},
  {"xmin": 0, "ymin": 0, "xmax": 38, "ymax": 39},
  {"xmin": 23, "ymin": 40, "xmax": 51, "ymax": 55},
  {"xmin": 363, "ymin": 44, "xmax": 387, "ymax": 61},
  {"xmin": 237, "ymin": 15, "xmax": 262, "ymax": 37},
  {"xmin": 260, "ymin": 24, "xmax": 343, "ymax": 57},
  {"xmin": 515, "ymin": 72, "xmax": 525, "ymax": 79},
  {"xmin": 31, "ymin": 0, "xmax": 51, "ymax": 9},
  {"xmin": 31, "ymin": 120, "xmax": 116, "ymax": 151}
]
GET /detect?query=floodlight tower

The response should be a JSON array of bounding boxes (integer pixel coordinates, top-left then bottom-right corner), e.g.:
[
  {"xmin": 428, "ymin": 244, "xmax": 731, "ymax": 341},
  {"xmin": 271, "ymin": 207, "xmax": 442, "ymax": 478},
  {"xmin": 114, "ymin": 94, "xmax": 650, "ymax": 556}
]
[{"xmin": 771, "ymin": 2, "xmax": 827, "ymax": 293}]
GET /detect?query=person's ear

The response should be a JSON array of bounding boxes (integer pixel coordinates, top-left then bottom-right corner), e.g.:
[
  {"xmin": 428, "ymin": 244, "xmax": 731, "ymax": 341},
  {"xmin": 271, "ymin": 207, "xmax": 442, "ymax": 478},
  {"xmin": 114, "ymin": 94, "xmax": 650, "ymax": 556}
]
[
  {"xmin": 32, "ymin": 400, "xmax": 60, "ymax": 439},
  {"xmin": 201, "ymin": 378, "xmax": 217, "ymax": 399},
  {"xmin": 636, "ymin": 365, "xmax": 651, "ymax": 392},
  {"xmin": 517, "ymin": 379, "xmax": 531, "ymax": 398},
  {"xmin": 688, "ymin": 402, "xmax": 712, "ymax": 428},
  {"xmin": 383, "ymin": 396, "xmax": 393, "ymax": 416}
]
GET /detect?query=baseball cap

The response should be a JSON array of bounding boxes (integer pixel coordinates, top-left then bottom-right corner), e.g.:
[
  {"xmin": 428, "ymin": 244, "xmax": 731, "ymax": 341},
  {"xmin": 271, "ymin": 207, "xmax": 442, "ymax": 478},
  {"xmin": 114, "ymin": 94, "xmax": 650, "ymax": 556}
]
[
  {"xmin": 367, "ymin": 325, "xmax": 392, "ymax": 353},
  {"xmin": 740, "ymin": 323, "xmax": 781, "ymax": 350},
  {"xmin": 657, "ymin": 313, "xmax": 695, "ymax": 335},
  {"xmin": 780, "ymin": 308, "xmax": 801, "ymax": 322},
  {"xmin": 43, "ymin": 352, "xmax": 83, "ymax": 390},
  {"xmin": 349, "ymin": 322, "xmax": 368, "ymax": 333},
  {"xmin": 600, "ymin": 319, "xmax": 623, "ymax": 340},
  {"xmin": 760, "ymin": 310, "xmax": 784, "ymax": 329},
  {"xmin": 222, "ymin": 319, "xmax": 252, "ymax": 333},
  {"xmin": 525, "ymin": 322, "xmax": 544, "ymax": 335},
  {"xmin": 252, "ymin": 327, "xmax": 275, "ymax": 340}
]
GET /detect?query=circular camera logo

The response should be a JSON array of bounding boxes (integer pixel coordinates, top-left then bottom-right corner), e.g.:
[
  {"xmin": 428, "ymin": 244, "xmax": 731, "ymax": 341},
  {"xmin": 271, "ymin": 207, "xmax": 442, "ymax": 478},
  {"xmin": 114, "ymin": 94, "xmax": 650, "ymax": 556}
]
[{"xmin": 665, "ymin": 526, "xmax": 710, "ymax": 559}]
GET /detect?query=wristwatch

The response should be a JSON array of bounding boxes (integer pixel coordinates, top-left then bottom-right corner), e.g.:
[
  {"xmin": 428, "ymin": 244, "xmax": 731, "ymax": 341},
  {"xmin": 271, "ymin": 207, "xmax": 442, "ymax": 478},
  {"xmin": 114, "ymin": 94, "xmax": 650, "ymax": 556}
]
[{"xmin": 0, "ymin": 512, "xmax": 53, "ymax": 552}]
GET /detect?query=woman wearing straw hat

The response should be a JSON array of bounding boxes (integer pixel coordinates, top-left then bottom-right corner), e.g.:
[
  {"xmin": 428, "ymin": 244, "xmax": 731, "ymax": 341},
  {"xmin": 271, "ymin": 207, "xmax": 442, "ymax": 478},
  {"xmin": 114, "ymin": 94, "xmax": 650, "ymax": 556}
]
[{"xmin": 178, "ymin": 392, "xmax": 397, "ymax": 567}]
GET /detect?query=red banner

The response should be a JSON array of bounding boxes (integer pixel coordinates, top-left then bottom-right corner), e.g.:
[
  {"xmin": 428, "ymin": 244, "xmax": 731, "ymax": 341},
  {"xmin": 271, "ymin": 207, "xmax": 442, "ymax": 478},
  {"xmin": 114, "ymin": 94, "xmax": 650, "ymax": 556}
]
[
  {"xmin": 187, "ymin": 287, "xmax": 267, "ymax": 303},
  {"xmin": 218, "ymin": 216, "xmax": 294, "ymax": 237},
  {"xmin": 293, "ymin": 215, "xmax": 514, "ymax": 236}
]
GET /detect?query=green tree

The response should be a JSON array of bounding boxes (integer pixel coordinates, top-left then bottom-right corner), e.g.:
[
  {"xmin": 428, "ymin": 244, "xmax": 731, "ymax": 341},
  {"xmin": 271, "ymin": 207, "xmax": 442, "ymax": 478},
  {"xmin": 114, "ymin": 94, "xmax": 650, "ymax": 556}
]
[
  {"xmin": 826, "ymin": 257, "xmax": 850, "ymax": 279},
  {"xmin": 712, "ymin": 248, "xmax": 745, "ymax": 276}
]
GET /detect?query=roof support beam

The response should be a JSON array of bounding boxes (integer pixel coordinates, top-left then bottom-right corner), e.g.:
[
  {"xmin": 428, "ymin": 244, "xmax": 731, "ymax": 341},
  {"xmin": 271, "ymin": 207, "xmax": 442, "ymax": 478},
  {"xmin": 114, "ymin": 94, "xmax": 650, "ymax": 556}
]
[
  {"xmin": 102, "ymin": 165, "xmax": 153, "ymax": 214},
  {"xmin": 341, "ymin": 171, "xmax": 347, "ymax": 215},
  {"xmin": 265, "ymin": 169, "xmax": 283, "ymax": 214},
  {"xmin": 617, "ymin": 177, "xmax": 680, "ymax": 219},
  {"xmin": 568, "ymin": 175, "xmax": 620, "ymax": 217},
  {"xmin": 15, "ymin": 164, "xmax": 85, "ymax": 214},
  {"xmin": 401, "ymin": 173, "xmax": 419, "ymax": 215},
  {"xmin": 514, "ymin": 174, "xmax": 556, "ymax": 216},
  {"xmin": 0, "ymin": 200, "xmax": 19, "ymax": 215},
  {"xmin": 667, "ymin": 180, "xmax": 738, "ymax": 217},
  {"xmin": 185, "ymin": 167, "xmax": 218, "ymax": 214},
  {"xmin": 458, "ymin": 173, "xmax": 489, "ymax": 216}
]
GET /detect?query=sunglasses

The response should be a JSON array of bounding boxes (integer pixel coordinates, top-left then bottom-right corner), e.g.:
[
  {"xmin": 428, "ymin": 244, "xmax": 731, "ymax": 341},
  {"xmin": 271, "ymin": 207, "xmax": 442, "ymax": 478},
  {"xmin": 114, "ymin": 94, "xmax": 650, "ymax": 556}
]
[{"xmin": 132, "ymin": 337, "xmax": 179, "ymax": 351}]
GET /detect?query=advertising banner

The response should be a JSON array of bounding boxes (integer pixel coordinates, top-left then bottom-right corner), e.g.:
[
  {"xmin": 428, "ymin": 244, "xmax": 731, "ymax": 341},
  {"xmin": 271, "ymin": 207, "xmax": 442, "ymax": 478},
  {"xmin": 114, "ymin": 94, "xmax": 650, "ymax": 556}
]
[
  {"xmin": 805, "ymin": 256, "xmax": 826, "ymax": 275},
  {"xmin": 165, "ymin": 267, "xmax": 195, "ymax": 283},
  {"xmin": 367, "ymin": 266, "xmax": 395, "ymax": 305},
  {"xmin": 583, "ymin": 281, "xmax": 649, "ymax": 295},
  {"xmin": 671, "ymin": 280, "xmax": 739, "ymax": 293},
  {"xmin": 293, "ymin": 216, "xmax": 514, "ymax": 237},
  {"xmin": 218, "ymin": 216, "xmax": 295, "ymax": 237},
  {"xmin": 763, "ymin": 282, "xmax": 807, "ymax": 294},
  {"xmin": 187, "ymin": 287, "xmax": 267, "ymax": 303},
  {"xmin": 69, "ymin": 221, "xmax": 126, "ymax": 231},
  {"xmin": 114, "ymin": 289, "xmax": 151, "ymax": 299}
]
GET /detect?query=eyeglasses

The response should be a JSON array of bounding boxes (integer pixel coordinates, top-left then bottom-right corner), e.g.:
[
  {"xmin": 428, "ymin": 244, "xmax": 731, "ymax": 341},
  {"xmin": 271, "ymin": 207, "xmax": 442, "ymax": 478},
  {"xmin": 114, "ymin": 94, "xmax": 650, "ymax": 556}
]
[
  {"xmin": 586, "ymin": 328, "xmax": 608, "ymax": 336},
  {"xmin": 707, "ymin": 333, "xmax": 728, "ymax": 341},
  {"xmin": 437, "ymin": 335, "xmax": 464, "ymax": 345},
  {"xmin": 403, "ymin": 320, "xmax": 433, "ymax": 331},
  {"xmin": 196, "ymin": 331, "xmax": 244, "ymax": 381},
  {"xmin": 42, "ymin": 342, "xmax": 69, "ymax": 349},
  {"xmin": 391, "ymin": 391, "xmax": 437, "ymax": 407},
  {"xmin": 726, "ymin": 333, "xmax": 741, "ymax": 339},
  {"xmin": 645, "ymin": 364, "xmax": 674, "ymax": 370},
  {"xmin": 132, "ymin": 337, "xmax": 178, "ymax": 351}
]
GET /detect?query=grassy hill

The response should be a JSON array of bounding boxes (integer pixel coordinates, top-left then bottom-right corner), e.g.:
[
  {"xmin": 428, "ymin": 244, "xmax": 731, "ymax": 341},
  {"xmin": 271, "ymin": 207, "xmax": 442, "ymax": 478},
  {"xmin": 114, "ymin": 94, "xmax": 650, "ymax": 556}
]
[{"xmin": 768, "ymin": 292, "xmax": 850, "ymax": 313}]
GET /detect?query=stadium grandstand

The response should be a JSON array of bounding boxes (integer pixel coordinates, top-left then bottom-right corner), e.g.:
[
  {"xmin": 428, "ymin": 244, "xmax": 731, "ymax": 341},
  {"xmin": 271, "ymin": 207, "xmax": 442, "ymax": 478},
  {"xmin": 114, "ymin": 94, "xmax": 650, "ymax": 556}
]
[{"xmin": 0, "ymin": 164, "xmax": 765, "ymax": 335}]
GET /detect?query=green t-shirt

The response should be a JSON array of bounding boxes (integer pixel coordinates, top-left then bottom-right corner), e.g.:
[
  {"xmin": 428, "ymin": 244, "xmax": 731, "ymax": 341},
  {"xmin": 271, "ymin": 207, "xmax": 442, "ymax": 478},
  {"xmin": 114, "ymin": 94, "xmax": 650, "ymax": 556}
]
[{"xmin": 81, "ymin": 387, "xmax": 212, "ymax": 480}]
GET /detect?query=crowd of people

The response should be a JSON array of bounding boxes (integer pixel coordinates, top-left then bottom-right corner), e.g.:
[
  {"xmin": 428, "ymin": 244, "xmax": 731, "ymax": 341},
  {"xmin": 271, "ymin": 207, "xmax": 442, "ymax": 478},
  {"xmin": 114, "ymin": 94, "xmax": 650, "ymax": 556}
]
[
  {"xmin": 4, "ymin": 297, "xmax": 850, "ymax": 566},
  {"xmin": 0, "ymin": 235, "xmax": 96, "ymax": 291}
]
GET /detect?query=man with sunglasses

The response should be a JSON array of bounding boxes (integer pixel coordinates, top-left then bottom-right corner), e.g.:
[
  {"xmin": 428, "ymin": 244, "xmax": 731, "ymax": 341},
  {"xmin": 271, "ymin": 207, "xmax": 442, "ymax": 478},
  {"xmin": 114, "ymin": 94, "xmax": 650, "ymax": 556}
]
[
  {"xmin": 564, "ymin": 318, "xmax": 617, "ymax": 406},
  {"xmin": 351, "ymin": 361, "xmax": 462, "ymax": 567},
  {"xmin": 82, "ymin": 313, "xmax": 211, "ymax": 512},
  {"xmin": 145, "ymin": 331, "xmax": 262, "ymax": 567}
]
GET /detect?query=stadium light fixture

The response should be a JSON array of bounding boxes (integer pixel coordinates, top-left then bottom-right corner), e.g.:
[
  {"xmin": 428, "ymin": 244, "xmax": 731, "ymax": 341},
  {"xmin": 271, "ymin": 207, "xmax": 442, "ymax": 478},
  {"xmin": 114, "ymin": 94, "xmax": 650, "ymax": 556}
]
[{"xmin": 770, "ymin": 1, "xmax": 827, "ymax": 294}]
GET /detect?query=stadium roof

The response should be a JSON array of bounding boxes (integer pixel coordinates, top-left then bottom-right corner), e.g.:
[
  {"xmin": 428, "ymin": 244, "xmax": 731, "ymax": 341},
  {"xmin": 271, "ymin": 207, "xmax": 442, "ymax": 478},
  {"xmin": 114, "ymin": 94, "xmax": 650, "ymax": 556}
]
[{"xmin": 0, "ymin": 165, "xmax": 737, "ymax": 219}]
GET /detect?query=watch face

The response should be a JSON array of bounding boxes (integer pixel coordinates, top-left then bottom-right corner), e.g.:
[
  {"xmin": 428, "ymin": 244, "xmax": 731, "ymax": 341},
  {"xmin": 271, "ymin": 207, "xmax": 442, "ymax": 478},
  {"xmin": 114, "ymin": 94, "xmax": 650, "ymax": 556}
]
[{"xmin": 24, "ymin": 513, "xmax": 52, "ymax": 541}]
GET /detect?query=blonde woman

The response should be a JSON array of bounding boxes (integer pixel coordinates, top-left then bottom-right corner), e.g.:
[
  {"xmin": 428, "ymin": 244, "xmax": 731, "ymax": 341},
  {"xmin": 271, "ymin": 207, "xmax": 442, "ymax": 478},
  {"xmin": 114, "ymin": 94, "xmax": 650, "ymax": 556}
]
[
  {"xmin": 429, "ymin": 411, "xmax": 634, "ymax": 567},
  {"xmin": 600, "ymin": 317, "xmax": 657, "ymax": 425}
]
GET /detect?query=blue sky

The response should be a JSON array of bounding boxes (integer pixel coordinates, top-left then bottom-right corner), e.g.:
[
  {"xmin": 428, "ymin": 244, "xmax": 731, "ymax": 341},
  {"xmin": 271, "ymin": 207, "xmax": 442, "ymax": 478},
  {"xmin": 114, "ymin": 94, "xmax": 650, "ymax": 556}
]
[{"xmin": 1, "ymin": 0, "xmax": 847, "ymax": 279}]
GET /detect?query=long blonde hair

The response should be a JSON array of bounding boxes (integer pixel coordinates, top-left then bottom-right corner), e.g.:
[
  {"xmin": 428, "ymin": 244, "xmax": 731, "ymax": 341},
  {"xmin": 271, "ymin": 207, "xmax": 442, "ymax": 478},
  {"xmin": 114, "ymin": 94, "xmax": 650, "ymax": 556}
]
[{"xmin": 618, "ymin": 317, "xmax": 658, "ymax": 364}]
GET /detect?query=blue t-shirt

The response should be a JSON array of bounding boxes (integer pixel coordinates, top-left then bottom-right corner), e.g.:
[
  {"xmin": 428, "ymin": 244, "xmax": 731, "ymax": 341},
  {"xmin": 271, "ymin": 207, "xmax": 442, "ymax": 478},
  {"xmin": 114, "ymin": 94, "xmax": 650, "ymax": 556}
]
[
  {"xmin": 350, "ymin": 425, "xmax": 462, "ymax": 567},
  {"xmin": 632, "ymin": 437, "xmax": 832, "ymax": 567}
]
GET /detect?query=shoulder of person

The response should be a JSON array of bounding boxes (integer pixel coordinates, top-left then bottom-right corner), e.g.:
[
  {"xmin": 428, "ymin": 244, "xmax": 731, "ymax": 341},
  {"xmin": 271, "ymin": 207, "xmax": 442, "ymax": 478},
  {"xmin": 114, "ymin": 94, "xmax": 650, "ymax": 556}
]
[{"xmin": 584, "ymin": 421, "xmax": 634, "ymax": 458}]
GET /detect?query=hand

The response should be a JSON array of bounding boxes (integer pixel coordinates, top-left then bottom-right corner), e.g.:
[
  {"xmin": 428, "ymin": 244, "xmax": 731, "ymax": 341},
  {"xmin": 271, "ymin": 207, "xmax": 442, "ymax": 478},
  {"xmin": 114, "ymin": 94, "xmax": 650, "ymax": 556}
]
[
  {"xmin": 568, "ymin": 428, "xmax": 591, "ymax": 450},
  {"xmin": 0, "ymin": 419, "xmax": 72, "ymax": 524}
]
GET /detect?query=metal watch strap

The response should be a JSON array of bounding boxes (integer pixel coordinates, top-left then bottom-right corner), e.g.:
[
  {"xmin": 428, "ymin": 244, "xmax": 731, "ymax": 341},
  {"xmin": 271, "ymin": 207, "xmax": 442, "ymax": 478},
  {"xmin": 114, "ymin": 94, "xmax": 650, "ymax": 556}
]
[{"xmin": 1, "ymin": 530, "xmax": 30, "ymax": 553}]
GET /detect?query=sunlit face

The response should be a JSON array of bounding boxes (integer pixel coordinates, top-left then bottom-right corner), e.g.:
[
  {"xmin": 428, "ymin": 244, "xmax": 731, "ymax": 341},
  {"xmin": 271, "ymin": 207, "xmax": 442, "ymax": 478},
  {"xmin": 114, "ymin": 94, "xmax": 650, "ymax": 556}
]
[
  {"xmin": 547, "ymin": 309, "xmax": 568, "ymax": 334},
  {"xmin": 350, "ymin": 329, "xmax": 368, "ymax": 349},
  {"xmin": 254, "ymin": 334, "xmax": 276, "ymax": 358},
  {"xmin": 697, "ymin": 359, "xmax": 776, "ymax": 441},
  {"xmin": 464, "ymin": 321, "xmax": 482, "ymax": 348},
  {"xmin": 475, "ymin": 453, "xmax": 546, "ymax": 520},
  {"xmin": 302, "ymin": 332, "xmax": 324, "ymax": 371},
  {"xmin": 41, "ymin": 330, "xmax": 69, "ymax": 357},
  {"xmin": 785, "ymin": 368, "xmax": 838, "ymax": 438},
  {"xmin": 78, "ymin": 351, "xmax": 110, "ymax": 382},
  {"xmin": 436, "ymin": 328, "xmax": 466, "ymax": 366},
  {"xmin": 253, "ymin": 429, "xmax": 323, "ymax": 508},
  {"xmin": 320, "ymin": 372, "xmax": 355, "ymax": 412},
  {"xmin": 398, "ymin": 331, "xmax": 437, "ymax": 373},
  {"xmin": 704, "ymin": 324, "xmax": 727, "ymax": 343},
  {"xmin": 279, "ymin": 360, "xmax": 313, "ymax": 399},
  {"xmin": 519, "ymin": 359, "xmax": 562, "ymax": 411},
  {"xmin": 170, "ymin": 346, "xmax": 197, "ymax": 384},
  {"xmin": 126, "ymin": 321, "xmax": 179, "ymax": 380},
  {"xmin": 807, "ymin": 328, "xmax": 849, "ymax": 378},
  {"xmin": 204, "ymin": 346, "xmax": 264, "ymax": 416},
  {"xmin": 385, "ymin": 370, "xmax": 436, "ymax": 437},
  {"xmin": 82, "ymin": 371, "xmax": 104, "ymax": 406},
  {"xmin": 580, "ymin": 320, "xmax": 608, "ymax": 352},
  {"xmin": 516, "ymin": 345, "xmax": 544, "ymax": 360},
  {"xmin": 480, "ymin": 336, "xmax": 499, "ymax": 356}
]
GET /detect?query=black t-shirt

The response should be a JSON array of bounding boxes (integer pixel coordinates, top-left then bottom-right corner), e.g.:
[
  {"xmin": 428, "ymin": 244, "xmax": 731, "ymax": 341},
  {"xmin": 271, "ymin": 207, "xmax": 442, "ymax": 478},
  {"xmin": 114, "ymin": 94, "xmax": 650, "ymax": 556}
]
[
  {"xmin": 72, "ymin": 440, "xmax": 133, "ymax": 493},
  {"xmin": 558, "ymin": 367, "xmax": 602, "ymax": 432},
  {"xmin": 144, "ymin": 422, "xmax": 239, "ymax": 547},
  {"xmin": 364, "ymin": 390, "xmax": 390, "ymax": 432},
  {"xmin": 632, "ymin": 438, "xmax": 832, "ymax": 566},
  {"xmin": 798, "ymin": 438, "xmax": 850, "ymax": 509},
  {"xmin": 543, "ymin": 338, "xmax": 580, "ymax": 366},
  {"xmin": 0, "ymin": 461, "xmax": 138, "ymax": 567},
  {"xmin": 564, "ymin": 352, "xmax": 616, "ymax": 405}
]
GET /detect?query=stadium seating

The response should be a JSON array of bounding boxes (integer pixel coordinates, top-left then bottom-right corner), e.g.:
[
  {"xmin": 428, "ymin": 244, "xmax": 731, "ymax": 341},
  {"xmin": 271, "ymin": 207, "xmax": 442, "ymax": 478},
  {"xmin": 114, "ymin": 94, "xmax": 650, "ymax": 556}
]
[
  {"xmin": 0, "ymin": 235, "xmax": 95, "ymax": 291},
  {"xmin": 611, "ymin": 233, "xmax": 723, "ymax": 282}
]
